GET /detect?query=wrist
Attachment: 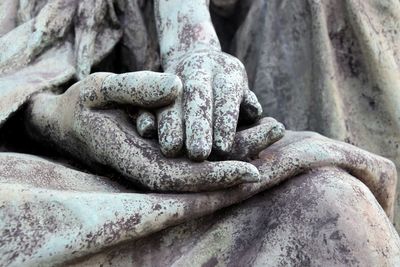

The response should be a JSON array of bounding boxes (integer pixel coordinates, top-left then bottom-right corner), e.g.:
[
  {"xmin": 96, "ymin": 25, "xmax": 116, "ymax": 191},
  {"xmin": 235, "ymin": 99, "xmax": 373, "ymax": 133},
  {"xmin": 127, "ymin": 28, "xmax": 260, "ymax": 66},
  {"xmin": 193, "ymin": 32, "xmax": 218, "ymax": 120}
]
[
  {"xmin": 155, "ymin": 0, "xmax": 221, "ymax": 70},
  {"xmin": 25, "ymin": 92, "xmax": 65, "ymax": 142}
]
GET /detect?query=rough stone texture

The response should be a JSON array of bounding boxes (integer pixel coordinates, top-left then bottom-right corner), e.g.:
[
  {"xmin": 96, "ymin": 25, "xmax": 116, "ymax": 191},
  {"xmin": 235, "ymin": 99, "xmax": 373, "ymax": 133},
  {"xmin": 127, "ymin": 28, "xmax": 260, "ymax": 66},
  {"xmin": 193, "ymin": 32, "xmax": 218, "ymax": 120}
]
[
  {"xmin": 155, "ymin": 0, "xmax": 263, "ymax": 160},
  {"xmin": 68, "ymin": 168, "xmax": 400, "ymax": 267},
  {"xmin": 25, "ymin": 73, "xmax": 282, "ymax": 192},
  {"xmin": 0, "ymin": 0, "xmax": 399, "ymax": 266},
  {"xmin": 0, "ymin": 132, "xmax": 399, "ymax": 266},
  {"xmin": 225, "ymin": 0, "xmax": 400, "ymax": 229}
]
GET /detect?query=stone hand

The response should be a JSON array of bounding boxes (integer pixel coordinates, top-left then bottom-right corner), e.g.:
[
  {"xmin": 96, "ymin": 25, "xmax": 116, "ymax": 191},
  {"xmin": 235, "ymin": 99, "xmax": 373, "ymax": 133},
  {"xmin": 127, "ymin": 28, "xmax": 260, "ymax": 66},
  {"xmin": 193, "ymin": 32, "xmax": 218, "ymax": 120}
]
[
  {"xmin": 155, "ymin": 0, "xmax": 263, "ymax": 161},
  {"xmin": 26, "ymin": 72, "xmax": 284, "ymax": 192},
  {"xmin": 157, "ymin": 50, "xmax": 263, "ymax": 161}
]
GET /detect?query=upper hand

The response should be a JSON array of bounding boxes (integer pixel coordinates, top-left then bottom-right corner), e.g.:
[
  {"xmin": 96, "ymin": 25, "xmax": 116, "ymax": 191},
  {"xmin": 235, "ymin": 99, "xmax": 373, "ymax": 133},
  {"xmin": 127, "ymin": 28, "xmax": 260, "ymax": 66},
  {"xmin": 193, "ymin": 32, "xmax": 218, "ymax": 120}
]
[{"xmin": 157, "ymin": 50, "xmax": 263, "ymax": 161}]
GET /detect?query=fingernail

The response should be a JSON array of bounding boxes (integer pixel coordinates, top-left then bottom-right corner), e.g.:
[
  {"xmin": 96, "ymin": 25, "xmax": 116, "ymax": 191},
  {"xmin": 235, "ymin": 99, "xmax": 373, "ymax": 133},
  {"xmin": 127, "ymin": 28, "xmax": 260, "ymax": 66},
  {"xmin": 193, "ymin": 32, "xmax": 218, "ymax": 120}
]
[
  {"xmin": 188, "ymin": 139, "xmax": 212, "ymax": 161},
  {"xmin": 137, "ymin": 120, "xmax": 156, "ymax": 138},
  {"xmin": 158, "ymin": 132, "xmax": 183, "ymax": 158},
  {"xmin": 242, "ymin": 173, "xmax": 260, "ymax": 183},
  {"xmin": 242, "ymin": 165, "xmax": 260, "ymax": 183},
  {"xmin": 160, "ymin": 137, "xmax": 183, "ymax": 157},
  {"xmin": 268, "ymin": 123, "xmax": 285, "ymax": 142},
  {"xmin": 165, "ymin": 75, "xmax": 182, "ymax": 97}
]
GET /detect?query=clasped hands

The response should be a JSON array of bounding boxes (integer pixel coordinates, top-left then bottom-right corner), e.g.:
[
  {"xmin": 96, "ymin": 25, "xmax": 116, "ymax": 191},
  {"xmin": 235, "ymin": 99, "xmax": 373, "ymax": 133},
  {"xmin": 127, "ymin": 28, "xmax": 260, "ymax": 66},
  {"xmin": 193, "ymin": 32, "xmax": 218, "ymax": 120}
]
[{"xmin": 27, "ymin": 51, "xmax": 284, "ymax": 192}]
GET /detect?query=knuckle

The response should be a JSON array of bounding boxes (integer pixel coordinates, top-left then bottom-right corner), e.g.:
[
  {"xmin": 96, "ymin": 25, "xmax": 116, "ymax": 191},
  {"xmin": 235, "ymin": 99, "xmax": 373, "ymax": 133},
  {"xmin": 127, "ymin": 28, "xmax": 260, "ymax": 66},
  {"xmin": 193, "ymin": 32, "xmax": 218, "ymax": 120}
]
[{"xmin": 79, "ymin": 86, "xmax": 97, "ymax": 105}]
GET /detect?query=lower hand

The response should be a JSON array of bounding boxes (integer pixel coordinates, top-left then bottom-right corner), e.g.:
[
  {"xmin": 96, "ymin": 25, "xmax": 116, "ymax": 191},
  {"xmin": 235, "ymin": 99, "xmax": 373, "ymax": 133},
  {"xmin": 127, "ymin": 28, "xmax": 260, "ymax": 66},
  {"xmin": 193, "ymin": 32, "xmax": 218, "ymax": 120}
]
[{"xmin": 26, "ymin": 71, "xmax": 283, "ymax": 192}]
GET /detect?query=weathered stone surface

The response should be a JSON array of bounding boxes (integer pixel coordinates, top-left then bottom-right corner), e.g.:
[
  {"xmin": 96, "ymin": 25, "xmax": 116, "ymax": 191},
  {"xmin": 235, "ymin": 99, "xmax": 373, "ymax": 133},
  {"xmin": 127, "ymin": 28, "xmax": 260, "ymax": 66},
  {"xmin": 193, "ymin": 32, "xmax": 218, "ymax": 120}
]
[
  {"xmin": 0, "ymin": 132, "xmax": 399, "ymax": 266},
  {"xmin": 0, "ymin": 0, "xmax": 399, "ymax": 266},
  {"xmin": 227, "ymin": 0, "xmax": 400, "ymax": 229}
]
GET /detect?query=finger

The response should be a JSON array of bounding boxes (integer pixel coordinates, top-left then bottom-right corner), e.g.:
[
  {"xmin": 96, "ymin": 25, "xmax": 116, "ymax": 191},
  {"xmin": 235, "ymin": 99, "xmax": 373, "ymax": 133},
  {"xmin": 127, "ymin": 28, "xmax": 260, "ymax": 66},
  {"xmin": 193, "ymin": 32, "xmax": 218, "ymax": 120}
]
[
  {"xmin": 252, "ymin": 130, "xmax": 397, "ymax": 217},
  {"xmin": 157, "ymin": 88, "xmax": 184, "ymax": 157},
  {"xmin": 82, "ymin": 111, "xmax": 260, "ymax": 192},
  {"xmin": 229, "ymin": 117, "xmax": 285, "ymax": 161},
  {"xmin": 82, "ymin": 72, "xmax": 182, "ymax": 108},
  {"xmin": 212, "ymin": 73, "xmax": 243, "ymax": 155},
  {"xmin": 134, "ymin": 157, "xmax": 260, "ymax": 192},
  {"xmin": 182, "ymin": 70, "xmax": 213, "ymax": 161},
  {"xmin": 167, "ymin": 160, "xmax": 260, "ymax": 192},
  {"xmin": 136, "ymin": 110, "xmax": 156, "ymax": 138},
  {"xmin": 240, "ymin": 89, "xmax": 263, "ymax": 124}
]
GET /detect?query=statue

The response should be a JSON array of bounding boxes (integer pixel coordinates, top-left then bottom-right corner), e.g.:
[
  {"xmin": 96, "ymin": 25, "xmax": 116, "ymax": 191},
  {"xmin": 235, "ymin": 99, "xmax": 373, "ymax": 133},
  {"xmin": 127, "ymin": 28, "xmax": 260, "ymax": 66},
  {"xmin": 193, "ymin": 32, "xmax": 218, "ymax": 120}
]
[{"xmin": 0, "ymin": 0, "xmax": 399, "ymax": 266}]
